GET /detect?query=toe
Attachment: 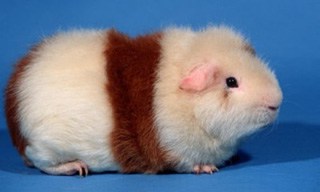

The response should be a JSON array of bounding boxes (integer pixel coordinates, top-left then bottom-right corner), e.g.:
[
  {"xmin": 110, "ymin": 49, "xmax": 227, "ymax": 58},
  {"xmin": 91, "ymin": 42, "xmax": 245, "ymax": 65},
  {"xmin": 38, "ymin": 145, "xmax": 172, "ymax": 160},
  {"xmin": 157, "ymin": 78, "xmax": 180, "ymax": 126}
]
[
  {"xmin": 77, "ymin": 161, "xmax": 89, "ymax": 177},
  {"xmin": 82, "ymin": 162, "xmax": 89, "ymax": 177},
  {"xmin": 211, "ymin": 165, "xmax": 219, "ymax": 172},
  {"xmin": 193, "ymin": 165, "xmax": 201, "ymax": 174},
  {"xmin": 202, "ymin": 165, "xmax": 213, "ymax": 174}
]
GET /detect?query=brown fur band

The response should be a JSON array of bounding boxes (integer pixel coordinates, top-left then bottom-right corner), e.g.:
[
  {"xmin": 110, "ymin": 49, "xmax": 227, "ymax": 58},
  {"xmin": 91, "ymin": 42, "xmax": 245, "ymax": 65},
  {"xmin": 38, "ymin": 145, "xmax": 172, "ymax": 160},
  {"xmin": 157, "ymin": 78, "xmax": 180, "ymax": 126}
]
[{"xmin": 105, "ymin": 30, "xmax": 170, "ymax": 173}]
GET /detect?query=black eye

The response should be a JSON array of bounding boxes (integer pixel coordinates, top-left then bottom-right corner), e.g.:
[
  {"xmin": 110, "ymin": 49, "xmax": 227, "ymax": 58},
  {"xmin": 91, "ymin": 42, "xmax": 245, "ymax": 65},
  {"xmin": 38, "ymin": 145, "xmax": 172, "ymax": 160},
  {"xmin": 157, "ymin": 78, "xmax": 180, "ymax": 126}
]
[{"xmin": 226, "ymin": 77, "xmax": 238, "ymax": 88}]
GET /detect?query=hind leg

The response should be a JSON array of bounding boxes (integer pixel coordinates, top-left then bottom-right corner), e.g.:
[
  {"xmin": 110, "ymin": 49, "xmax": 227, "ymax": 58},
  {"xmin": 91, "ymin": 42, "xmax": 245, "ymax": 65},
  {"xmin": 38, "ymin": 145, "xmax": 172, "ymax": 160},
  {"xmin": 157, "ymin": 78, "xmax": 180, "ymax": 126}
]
[
  {"xmin": 41, "ymin": 160, "xmax": 89, "ymax": 176},
  {"xmin": 25, "ymin": 144, "xmax": 89, "ymax": 176}
]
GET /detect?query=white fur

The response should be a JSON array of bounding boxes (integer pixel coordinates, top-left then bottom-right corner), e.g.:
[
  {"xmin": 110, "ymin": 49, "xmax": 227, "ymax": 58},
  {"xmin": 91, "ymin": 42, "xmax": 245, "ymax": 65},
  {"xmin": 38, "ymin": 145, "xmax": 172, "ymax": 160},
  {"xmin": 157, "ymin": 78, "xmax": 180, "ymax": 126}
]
[
  {"xmin": 18, "ymin": 30, "xmax": 119, "ymax": 172},
  {"xmin": 154, "ymin": 26, "xmax": 282, "ymax": 172}
]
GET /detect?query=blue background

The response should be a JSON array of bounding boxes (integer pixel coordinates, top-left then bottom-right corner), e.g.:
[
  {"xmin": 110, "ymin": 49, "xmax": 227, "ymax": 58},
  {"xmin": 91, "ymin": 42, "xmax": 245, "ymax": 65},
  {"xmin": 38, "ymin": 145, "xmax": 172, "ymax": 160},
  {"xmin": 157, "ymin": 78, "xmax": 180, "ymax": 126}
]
[{"xmin": 1, "ymin": 0, "xmax": 319, "ymax": 191}]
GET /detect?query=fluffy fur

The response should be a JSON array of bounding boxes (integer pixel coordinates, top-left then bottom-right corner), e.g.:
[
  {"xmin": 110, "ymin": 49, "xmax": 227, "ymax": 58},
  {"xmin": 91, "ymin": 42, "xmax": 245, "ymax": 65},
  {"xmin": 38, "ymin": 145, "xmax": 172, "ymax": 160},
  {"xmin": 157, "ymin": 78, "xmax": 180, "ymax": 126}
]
[
  {"xmin": 8, "ymin": 30, "xmax": 119, "ymax": 173},
  {"xmin": 154, "ymin": 27, "xmax": 282, "ymax": 172},
  {"xmin": 5, "ymin": 26, "xmax": 282, "ymax": 175},
  {"xmin": 5, "ymin": 46, "xmax": 36, "ymax": 157},
  {"xmin": 105, "ymin": 30, "xmax": 171, "ymax": 173}
]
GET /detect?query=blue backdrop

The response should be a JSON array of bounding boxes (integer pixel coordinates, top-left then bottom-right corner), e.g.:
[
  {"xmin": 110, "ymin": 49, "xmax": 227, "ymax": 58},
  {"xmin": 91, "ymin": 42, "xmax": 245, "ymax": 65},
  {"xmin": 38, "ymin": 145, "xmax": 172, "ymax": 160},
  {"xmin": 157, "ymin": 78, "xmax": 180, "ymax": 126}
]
[{"xmin": 0, "ymin": 0, "xmax": 319, "ymax": 191}]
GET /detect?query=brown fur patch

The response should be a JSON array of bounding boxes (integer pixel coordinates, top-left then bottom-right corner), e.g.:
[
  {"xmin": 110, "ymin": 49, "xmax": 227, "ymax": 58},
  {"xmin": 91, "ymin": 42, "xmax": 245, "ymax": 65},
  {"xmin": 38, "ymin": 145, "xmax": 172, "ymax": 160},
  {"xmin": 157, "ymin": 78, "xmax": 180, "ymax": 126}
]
[
  {"xmin": 105, "ymin": 30, "xmax": 171, "ymax": 173},
  {"xmin": 5, "ymin": 46, "xmax": 39, "ymax": 157}
]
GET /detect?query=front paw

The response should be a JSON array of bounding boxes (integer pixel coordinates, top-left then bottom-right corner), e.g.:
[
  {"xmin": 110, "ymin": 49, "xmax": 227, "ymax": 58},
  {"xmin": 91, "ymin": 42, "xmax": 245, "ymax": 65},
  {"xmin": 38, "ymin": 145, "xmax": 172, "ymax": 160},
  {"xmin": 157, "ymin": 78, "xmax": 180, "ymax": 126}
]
[{"xmin": 193, "ymin": 164, "xmax": 219, "ymax": 174}]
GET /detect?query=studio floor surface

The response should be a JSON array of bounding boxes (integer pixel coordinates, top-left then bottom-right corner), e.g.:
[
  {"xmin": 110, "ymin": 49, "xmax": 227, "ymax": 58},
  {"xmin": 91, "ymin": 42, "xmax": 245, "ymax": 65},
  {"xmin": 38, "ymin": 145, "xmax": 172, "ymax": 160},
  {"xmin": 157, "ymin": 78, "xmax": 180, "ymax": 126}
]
[{"xmin": 1, "ymin": 1, "xmax": 319, "ymax": 191}]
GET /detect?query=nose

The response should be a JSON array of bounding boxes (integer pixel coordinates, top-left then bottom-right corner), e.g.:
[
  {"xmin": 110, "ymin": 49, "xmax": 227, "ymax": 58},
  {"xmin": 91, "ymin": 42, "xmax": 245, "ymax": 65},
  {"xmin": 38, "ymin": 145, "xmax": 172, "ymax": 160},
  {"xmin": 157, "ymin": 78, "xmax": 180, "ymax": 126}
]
[{"xmin": 264, "ymin": 87, "xmax": 283, "ymax": 112}]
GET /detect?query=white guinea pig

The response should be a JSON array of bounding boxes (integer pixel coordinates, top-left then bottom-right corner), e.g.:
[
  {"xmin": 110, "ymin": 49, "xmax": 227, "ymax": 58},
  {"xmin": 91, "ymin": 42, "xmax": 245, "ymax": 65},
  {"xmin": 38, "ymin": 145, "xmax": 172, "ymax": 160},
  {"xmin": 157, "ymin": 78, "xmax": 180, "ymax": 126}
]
[{"xmin": 5, "ymin": 26, "xmax": 282, "ymax": 176}]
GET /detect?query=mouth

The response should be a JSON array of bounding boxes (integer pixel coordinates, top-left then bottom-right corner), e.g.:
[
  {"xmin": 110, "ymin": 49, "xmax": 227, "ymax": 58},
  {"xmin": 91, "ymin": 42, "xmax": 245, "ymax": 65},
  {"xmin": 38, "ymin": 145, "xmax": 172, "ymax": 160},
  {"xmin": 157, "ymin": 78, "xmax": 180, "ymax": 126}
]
[
  {"xmin": 255, "ymin": 106, "xmax": 279, "ymax": 125},
  {"xmin": 268, "ymin": 106, "xmax": 279, "ymax": 111}
]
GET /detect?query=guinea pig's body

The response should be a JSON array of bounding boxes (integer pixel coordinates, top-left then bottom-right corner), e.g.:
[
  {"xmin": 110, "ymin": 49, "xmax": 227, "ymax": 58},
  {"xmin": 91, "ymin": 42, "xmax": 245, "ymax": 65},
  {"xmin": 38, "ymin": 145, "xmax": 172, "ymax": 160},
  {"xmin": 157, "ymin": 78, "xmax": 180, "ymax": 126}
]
[{"xmin": 5, "ymin": 27, "xmax": 282, "ymax": 175}]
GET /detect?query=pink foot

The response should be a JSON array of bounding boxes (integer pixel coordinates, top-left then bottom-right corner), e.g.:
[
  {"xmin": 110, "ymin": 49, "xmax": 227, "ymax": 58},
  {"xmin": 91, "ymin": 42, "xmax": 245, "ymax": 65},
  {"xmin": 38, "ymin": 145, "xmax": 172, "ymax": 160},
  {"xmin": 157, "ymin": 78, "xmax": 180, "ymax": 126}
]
[
  {"xmin": 193, "ymin": 164, "xmax": 219, "ymax": 174},
  {"xmin": 42, "ymin": 160, "xmax": 89, "ymax": 177}
]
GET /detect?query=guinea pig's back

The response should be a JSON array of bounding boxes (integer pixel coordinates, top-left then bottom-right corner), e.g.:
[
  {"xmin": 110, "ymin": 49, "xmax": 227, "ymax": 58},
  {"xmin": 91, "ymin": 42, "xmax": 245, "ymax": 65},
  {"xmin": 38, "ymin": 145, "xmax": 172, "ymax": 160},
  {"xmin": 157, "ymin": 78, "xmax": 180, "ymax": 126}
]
[{"xmin": 5, "ymin": 30, "xmax": 118, "ymax": 172}]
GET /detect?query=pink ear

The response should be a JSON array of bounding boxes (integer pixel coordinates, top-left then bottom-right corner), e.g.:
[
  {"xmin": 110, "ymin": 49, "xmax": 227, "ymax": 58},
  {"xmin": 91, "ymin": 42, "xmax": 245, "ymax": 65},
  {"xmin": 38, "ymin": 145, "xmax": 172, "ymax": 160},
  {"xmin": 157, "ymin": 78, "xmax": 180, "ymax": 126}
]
[{"xmin": 179, "ymin": 63, "xmax": 218, "ymax": 92}]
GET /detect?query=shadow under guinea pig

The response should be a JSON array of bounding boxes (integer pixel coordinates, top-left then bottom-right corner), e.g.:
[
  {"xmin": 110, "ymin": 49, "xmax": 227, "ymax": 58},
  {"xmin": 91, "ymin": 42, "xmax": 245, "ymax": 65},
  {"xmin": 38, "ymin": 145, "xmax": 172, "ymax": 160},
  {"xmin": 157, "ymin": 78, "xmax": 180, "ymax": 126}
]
[{"xmin": 225, "ymin": 122, "xmax": 320, "ymax": 170}]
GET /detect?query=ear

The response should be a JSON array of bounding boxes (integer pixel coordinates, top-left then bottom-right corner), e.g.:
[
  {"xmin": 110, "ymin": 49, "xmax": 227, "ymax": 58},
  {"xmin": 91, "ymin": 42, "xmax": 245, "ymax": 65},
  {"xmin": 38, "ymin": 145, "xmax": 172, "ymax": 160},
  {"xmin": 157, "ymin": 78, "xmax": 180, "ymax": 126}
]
[{"xmin": 179, "ymin": 63, "xmax": 218, "ymax": 92}]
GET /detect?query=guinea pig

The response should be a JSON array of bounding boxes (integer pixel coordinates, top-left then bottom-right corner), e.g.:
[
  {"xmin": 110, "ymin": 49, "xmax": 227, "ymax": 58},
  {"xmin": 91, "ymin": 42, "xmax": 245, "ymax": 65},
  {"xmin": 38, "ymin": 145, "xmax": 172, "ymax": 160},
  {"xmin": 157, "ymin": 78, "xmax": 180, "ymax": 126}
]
[{"xmin": 5, "ymin": 26, "xmax": 282, "ymax": 176}]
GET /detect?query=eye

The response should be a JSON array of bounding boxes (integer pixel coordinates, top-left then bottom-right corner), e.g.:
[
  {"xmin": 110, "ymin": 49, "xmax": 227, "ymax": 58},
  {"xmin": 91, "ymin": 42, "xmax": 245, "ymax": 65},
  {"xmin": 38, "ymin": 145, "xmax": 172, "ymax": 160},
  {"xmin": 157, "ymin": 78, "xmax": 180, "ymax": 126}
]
[{"xmin": 226, "ymin": 77, "xmax": 238, "ymax": 88}]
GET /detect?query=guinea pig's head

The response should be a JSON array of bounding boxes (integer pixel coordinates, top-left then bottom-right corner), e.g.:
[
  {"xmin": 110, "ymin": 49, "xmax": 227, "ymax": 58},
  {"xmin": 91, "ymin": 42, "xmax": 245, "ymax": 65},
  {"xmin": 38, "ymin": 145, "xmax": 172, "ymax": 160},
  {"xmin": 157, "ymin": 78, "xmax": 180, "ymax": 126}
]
[{"xmin": 179, "ymin": 27, "xmax": 282, "ymax": 142}]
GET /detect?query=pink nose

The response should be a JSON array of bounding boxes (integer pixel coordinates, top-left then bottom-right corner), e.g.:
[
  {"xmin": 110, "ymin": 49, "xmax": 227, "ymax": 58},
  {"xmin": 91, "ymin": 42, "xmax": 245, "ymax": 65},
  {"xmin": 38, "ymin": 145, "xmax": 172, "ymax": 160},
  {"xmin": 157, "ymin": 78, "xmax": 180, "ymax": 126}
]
[{"xmin": 263, "ymin": 90, "xmax": 282, "ymax": 112}]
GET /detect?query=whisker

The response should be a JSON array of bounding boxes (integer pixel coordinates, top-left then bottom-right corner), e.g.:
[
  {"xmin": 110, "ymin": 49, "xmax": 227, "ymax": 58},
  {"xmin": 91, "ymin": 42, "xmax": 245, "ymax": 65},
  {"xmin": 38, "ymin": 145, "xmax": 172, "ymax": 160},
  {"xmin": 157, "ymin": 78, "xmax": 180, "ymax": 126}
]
[{"xmin": 282, "ymin": 99, "xmax": 304, "ymax": 109}]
